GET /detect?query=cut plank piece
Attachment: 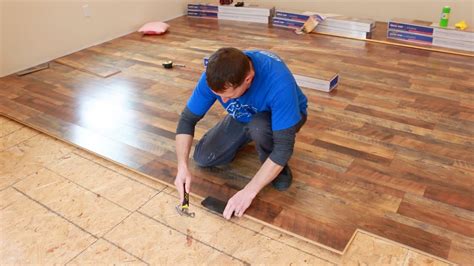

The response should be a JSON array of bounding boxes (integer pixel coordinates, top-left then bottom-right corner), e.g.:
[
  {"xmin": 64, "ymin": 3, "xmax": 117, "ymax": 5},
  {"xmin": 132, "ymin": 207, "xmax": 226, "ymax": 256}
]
[
  {"xmin": 16, "ymin": 63, "xmax": 50, "ymax": 76},
  {"xmin": 55, "ymin": 50, "xmax": 121, "ymax": 78}
]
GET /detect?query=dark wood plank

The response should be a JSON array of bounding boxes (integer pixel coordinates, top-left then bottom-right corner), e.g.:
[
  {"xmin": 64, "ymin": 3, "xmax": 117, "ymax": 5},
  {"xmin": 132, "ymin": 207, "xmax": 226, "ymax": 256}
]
[{"xmin": 345, "ymin": 105, "xmax": 436, "ymax": 129}]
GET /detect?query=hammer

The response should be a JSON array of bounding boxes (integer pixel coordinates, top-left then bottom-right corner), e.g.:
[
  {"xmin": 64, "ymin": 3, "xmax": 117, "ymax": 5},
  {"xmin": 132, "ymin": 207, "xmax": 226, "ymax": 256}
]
[
  {"xmin": 162, "ymin": 60, "xmax": 185, "ymax": 69},
  {"xmin": 176, "ymin": 184, "xmax": 195, "ymax": 218}
]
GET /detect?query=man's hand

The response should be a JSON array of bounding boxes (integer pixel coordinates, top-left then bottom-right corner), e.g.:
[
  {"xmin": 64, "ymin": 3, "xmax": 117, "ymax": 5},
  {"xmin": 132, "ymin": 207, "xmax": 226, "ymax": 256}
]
[
  {"xmin": 223, "ymin": 188, "xmax": 256, "ymax": 219},
  {"xmin": 174, "ymin": 167, "xmax": 193, "ymax": 203}
]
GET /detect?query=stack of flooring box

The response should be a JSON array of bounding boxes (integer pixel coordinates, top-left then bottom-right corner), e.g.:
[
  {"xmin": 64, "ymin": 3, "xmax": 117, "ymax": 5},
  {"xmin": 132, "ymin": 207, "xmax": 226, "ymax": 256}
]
[
  {"xmin": 187, "ymin": 3, "xmax": 219, "ymax": 19},
  {"xmin": 218, "ymin": 4, "xmax": 275, "ymax": 24},
  {"xmin": 203, "ymin": 57, "xmax": 339, "ymax": 92},
  {"xmin": 272, "ymin": 10, "xmax": 309, "ymax": 30},
  {"xmin": 293, "ymin": 73, "xmax": 339, "ymax": 92},
  {"xmin": 387, "ymin": 18, "xmax": 474, "ymax": 52},
  {"xmin": 291, "ymin": 67, "xmax": 339, "ymax": 92},
  {"xmin": 273, "ymin": 10, "xmax": 375, "ymax": 39}
]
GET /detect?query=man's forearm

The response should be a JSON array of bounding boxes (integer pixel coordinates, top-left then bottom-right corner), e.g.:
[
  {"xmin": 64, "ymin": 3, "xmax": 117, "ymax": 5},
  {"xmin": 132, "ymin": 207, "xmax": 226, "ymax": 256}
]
[
  {"xmin": 176, "ymin": 134, "xmax": 194, "ymax": 170},
  {"xmin": 244, "ymin": 158, "xmax": 284, "ymax": 197}
]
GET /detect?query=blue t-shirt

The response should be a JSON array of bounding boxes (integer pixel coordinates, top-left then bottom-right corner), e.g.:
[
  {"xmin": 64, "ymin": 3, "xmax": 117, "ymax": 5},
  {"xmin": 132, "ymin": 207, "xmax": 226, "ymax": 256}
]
[{"xmin": 186, "ymin": 50, "xmax": 308, "ymax": 131}]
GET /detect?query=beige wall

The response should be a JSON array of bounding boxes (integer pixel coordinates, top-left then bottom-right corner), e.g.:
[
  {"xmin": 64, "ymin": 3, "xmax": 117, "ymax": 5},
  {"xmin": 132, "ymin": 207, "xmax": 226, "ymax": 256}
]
[
  {"xmin": 254, "ymin": 0, "xmax": 474, "ymax": 26},
  {"xmin": 0, "ymin": 0, "xmax": 187, "ymax": 77},
  {"xmin": 0, "ymin": 1, "xmax": 4, "ymax": 76}
]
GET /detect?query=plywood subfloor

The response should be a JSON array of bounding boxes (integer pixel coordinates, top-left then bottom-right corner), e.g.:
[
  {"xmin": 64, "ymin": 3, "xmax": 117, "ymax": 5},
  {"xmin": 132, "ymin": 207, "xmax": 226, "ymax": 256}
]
[
  {"xmin": 0, "ymin": 116, "xmax": 453, "ymax": 265},
  {"xmin": 0, "ymin": 16, "xmax": 473, "ymax": 264}
]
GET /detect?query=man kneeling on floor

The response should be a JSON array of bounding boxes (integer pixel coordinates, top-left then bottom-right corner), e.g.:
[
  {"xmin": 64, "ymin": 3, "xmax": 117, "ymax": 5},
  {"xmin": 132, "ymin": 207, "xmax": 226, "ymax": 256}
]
[{"xmin": 174, "ymin": 47, "xmax": 308, "ymax": 219}]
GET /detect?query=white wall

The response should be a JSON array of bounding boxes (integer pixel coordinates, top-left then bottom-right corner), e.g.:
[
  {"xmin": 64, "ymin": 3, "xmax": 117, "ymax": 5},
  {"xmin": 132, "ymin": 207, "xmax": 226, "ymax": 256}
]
[
  {"xmin": 0, "ymin": 0, "xmax": 187, "ymax": 77},
  {"xmin": 254, "ymin": 0, "xmax": 474, "ymax": 26}
]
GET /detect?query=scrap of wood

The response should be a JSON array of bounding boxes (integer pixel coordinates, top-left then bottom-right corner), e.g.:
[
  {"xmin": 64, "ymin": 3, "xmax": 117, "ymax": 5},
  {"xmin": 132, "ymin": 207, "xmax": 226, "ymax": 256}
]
[{"xmin": 16, "ymin": 63, "xmax": 50, "ymax": 76}]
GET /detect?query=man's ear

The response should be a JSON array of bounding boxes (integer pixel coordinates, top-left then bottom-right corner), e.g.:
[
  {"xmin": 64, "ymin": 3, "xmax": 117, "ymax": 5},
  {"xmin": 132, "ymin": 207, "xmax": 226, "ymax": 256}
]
[{"xmin": 245, "ymin": 73, "xmax": 253, "ymax": 83}]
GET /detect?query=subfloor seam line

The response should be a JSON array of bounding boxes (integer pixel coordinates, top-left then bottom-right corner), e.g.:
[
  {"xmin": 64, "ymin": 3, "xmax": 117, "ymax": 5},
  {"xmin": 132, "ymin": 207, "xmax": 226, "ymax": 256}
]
[
  {"xmin": 134, "ymin": 187, "xmax": 168, "ymax": 212},
  {"xmin": 161, "ymin": 189, "xmax": 338, "ymax": 265},
  {"xmin": 98, "ymin": 211, "xmax": 151, "ymax": 265},
  {"xmin": 0, "ymin": 125, "xmax": 33, "ymax": 141},
  {"xmin": 137, "ymin": 210, "xmax": 250, "ymax": 265},
  {"xmin": 11, "ymin": 186, "xmax": 99, "ymax": 239},
  {"xmin": 402, "ymin": 248, "xmax": 410, "ymax": 266},
  {"xmin": 64, "ymin": 238, "xmax": 100, "ymax": 265},
  {"xmin": 93, "ymin": 188, "xmax": 167, "ymax": 242},
  {"xmin": 43, "ymin": 166, "xmax": 132, "ymax": 213},
  {"xmin": 101, "ymin": 189, "xmax": 167, "ymax": 236},
  {"xmin": 0, "ymin": 129, "xmax": 39, "ymax": 152},
  {"xmin": 101, "ymin": 237, "xmax": 151, "ymax": 266}
]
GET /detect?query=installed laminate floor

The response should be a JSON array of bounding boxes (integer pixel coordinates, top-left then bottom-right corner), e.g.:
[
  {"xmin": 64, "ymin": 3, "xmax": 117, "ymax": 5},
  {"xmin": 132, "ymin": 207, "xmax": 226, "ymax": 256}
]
[
  {"xmin": 0, "ymin": 16, "xmax": 473, "ymax": 264},
  {"xmin": 0, "ymin": 116, "xmax": 453, "ymax": 265}
]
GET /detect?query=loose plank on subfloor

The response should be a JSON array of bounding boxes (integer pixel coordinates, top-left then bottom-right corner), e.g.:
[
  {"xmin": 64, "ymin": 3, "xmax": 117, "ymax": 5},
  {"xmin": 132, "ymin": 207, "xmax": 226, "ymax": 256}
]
[{"xmin": 1, "ymin": 16, "xmax": 473, "ymax": 264}]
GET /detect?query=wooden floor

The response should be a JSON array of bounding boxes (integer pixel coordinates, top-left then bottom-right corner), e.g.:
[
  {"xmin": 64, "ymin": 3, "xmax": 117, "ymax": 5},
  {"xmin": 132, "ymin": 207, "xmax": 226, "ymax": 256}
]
[
  {"xmin": 1, "ymin": 116, "xmax": 453, "ymax": 264},
  {"xmin": 0, "ymin": 16, "xmax": 473, "ymax": 264}
]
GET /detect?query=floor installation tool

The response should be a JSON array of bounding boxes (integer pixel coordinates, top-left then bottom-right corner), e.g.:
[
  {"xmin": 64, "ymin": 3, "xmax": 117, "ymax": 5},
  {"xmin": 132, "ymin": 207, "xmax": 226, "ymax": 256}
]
[
  {"xmin": 201, "ymin": 196, "xmax": 233, "ymax": 218},
  {"xmin": 176, "ymin": 184, "xmax": 195, "ymax": 218},
  {"xmin": 162, "ymin": 60, "xmax": 186, "ymax": 69}
]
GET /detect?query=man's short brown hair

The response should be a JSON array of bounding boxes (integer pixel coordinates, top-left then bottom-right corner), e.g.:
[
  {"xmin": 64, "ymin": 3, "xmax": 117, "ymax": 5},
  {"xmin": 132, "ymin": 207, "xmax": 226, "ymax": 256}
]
[{"xmin": 206, "ymin": 47, "xmax": 250, "ymax": 93}]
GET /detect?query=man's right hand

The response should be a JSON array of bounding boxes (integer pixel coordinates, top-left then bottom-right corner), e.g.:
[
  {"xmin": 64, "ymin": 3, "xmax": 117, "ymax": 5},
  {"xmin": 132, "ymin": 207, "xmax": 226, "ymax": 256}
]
[{"xmin": 174, "ymin": 167, "xmax": 193, "ymax": 203}]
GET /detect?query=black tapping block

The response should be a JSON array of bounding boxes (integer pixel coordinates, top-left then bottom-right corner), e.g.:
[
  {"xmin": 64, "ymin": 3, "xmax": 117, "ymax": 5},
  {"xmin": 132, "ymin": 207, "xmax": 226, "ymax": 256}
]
[{"xmin": 201, "ymin": 196, "xmax": 229, "ymax": 216}]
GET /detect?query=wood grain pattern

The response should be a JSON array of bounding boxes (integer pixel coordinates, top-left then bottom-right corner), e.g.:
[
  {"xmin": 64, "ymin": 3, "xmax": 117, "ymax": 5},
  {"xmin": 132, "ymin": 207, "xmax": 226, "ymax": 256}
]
[
  {"xmin": 398, "ymin": 194, "xmax": 474, "ymax": 238},
  {"xmin": 1, "ymin": 16, "xmax": 473, "ymax": 263},
  {"xmin": 55, "ymin": 50, "xmax": 122, "ymax": 78}
]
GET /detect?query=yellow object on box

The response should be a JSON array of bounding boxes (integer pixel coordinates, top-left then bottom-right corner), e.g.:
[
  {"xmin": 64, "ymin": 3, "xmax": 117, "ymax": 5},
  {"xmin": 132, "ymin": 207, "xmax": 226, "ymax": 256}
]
[{"xmin": 455, "ymin": 20, "xmax": 468, "ymax": 30}]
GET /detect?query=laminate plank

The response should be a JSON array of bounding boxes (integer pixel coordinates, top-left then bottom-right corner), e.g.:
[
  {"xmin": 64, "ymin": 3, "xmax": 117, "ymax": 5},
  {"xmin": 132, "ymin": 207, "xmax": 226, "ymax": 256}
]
[
  {"xmin": 346, "ymin": 161, "xmax": 427, "ymax": 195},
  {"xmin": 314, "ymin": 139, "xmax": 393, "ymax": 165},
  {"xmin": 272, "ymin": 209, "xmax": 355, "ymax": 252},
  {"xmin": 55, "ymin": 50, "xmax": 122, "ymax": 78},
  {"xmin": 424, "ymin": 185, "xmax": 474, "ymax": 212},
  {"xmin": 345, "ymin": 105, "xmax": 436, "ymax": 129},
  {"xmin": 449, "ymin": 239, "xmax": 474, "ymax": 265},
  {"xmin": 359, "ymin": 216, "xmax": 452, "ymax": 258},
  {"xmin": 397, "ymin": 195, "xmax": 474, "ymax": 237}
]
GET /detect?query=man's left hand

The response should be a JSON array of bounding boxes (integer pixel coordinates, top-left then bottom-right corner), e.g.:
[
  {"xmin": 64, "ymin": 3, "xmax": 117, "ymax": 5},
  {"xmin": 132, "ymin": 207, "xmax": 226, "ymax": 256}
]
[{"xmin": 223, "ymin": 188, "xmax": 256, "ymax": 220}]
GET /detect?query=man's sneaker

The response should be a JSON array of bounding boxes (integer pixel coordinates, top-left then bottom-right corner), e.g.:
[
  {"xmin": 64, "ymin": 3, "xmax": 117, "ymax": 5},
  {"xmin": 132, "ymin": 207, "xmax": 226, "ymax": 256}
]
[{"xmin": 272, "ymin": 165, "xmax": 293, "ymax": 191}]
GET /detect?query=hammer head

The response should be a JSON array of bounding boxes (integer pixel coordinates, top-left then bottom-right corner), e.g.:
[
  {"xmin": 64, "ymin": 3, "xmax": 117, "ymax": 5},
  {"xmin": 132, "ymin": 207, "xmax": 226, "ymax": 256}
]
[
  {"xmin": 162, "ymin": 61, "xmax": 174, "ymax": 69},
  {"xmin": 176, "ymin": 204, "xmax": 195, "ymax": 218}
]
